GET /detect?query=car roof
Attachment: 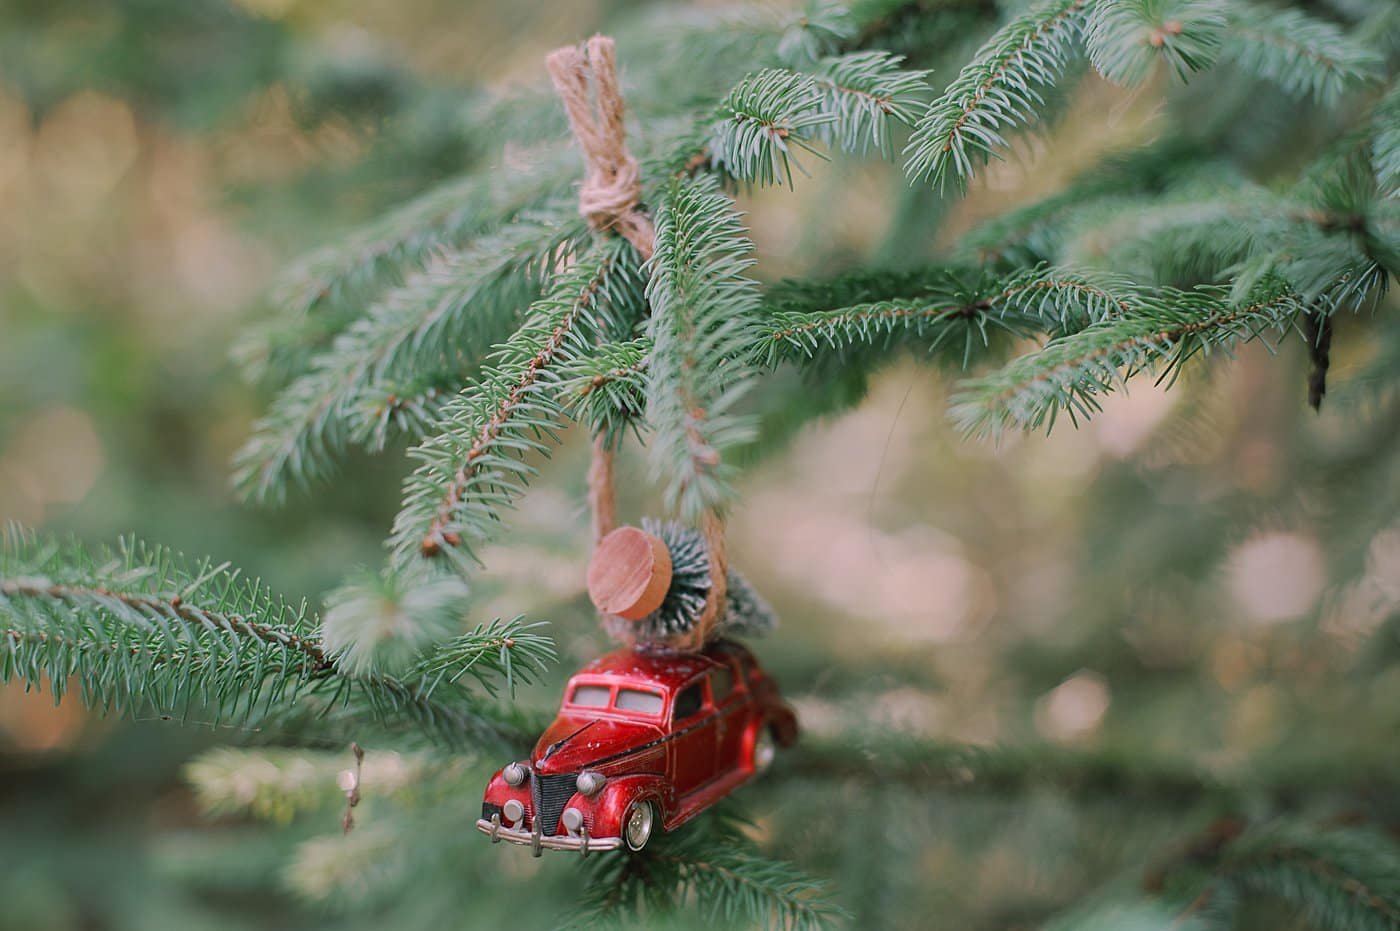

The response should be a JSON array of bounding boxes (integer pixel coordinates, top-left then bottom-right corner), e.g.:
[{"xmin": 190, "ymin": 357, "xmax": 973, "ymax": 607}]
[{"xmin": 570, "ymin": 640, "xmax": 752, "ymax": 692}]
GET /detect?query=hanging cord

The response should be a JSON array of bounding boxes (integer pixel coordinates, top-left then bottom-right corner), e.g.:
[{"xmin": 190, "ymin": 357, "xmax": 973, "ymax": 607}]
[
  {"xmin": 545, "ymin": 36, "xmax": 655, "ymax": 261},
  {"xmin": 546, "ymin": 36, "xmax": 727, "ymax": 649}
]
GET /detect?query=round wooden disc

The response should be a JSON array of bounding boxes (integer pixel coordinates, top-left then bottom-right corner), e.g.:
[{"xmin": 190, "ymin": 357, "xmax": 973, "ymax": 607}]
[{"xmin": 587, "ymin": 526, "xmax": 673, "ymax": 620}]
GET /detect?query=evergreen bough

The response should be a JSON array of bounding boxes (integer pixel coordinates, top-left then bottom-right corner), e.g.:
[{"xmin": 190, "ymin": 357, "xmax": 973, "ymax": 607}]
[{"xmin": 6, "ymin": 0, "xmax": 1400, "ymax": 927}]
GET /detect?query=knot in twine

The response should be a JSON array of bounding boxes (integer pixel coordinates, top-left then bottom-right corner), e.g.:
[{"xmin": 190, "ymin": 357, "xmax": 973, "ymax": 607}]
[
  {"xmin": 546, "ymin": 36, "xmax": 655, "ymax": 260},
  {"xmin": 548, "ymin": 35, "xmax": 725, "ymax": 652}
]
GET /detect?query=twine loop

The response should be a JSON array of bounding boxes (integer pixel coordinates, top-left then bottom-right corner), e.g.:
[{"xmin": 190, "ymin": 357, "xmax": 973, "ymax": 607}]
[{"xmin": 545, "ymin": 36, "xmax": 655, "ymax": 260}]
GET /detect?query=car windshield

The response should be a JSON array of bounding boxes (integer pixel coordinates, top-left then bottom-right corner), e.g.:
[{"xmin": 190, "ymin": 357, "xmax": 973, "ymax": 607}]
[
  {"xmin": 569, "ymin": 684, "xmax": 611, "ymax": 707},
  {"xmin": 614, "ymin": 688, "xmax": 664, "ymax": 715},
  {"xmin": 565, "ymin": 682, "xmax": 664, "ymax": 716}
]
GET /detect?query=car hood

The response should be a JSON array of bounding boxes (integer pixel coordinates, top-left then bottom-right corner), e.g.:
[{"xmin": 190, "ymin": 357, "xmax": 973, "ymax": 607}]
[{"xmin": 530, "ymin": 713, "xmax": 663, "ymax": 775}]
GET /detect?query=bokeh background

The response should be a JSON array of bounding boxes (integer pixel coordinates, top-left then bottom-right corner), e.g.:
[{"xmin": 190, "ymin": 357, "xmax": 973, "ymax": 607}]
[{"xmin": 2, "ymin": 1, "xmax": 1398, "ymax": 929}]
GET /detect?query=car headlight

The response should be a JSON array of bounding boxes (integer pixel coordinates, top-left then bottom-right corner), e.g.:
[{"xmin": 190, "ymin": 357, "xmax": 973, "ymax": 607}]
[
  {"xmin": 503, "ymin": 762, "xmax": 528, "ymax": 786},
  {"xmin": 561, "ymin": 808, "xmax": 584, "ymax": 835},
  {"xmin": 502, "ymin": 799, "xmax": 525, "ymax": 825},
  {"xmin": 576, "ymin": 771, "xmax": 606, "ymax": 796}
]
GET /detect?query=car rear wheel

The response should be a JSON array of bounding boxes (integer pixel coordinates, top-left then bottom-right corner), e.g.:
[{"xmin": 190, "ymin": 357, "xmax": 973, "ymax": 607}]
[
  {"xmin": 623, "ymin": 799, "xmax": 655, "ymax": 852},
  {"xmin": 753, "ymin": 726, "xmax": 776, "ymax": 774}
]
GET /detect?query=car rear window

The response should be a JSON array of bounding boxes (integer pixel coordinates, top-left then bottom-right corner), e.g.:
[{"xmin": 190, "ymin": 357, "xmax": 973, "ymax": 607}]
[
  {"xmin": 711, "ymin": 667, "xmax": 734, "ymax": 699},
  {"xmin": 615, "ymin": 688, "xmax": 664, "ymax": 714},
  {"xmin": 570, "ymin": 684, "xmax": 611, "ymax": 707}
]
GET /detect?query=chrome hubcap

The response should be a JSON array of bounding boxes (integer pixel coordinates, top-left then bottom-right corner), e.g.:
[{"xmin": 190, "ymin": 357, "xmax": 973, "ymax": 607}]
[{"xmin": 625, "ymin": 802, "xmax": 653, "ymax": 850}]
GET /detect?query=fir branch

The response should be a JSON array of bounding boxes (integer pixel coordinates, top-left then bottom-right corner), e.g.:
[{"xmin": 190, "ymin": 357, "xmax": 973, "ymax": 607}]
[
  {"xmin": 806, "ymin": 51, "xmax": 930, "ymax": 155},
  {"xmin": 707, "ymin": 69, "xmax": 832, "ymax": 187},
  {"xmin": 184, "ymin": 747, "xmax": 464, "ymax": 823},
  {"xmin": 237, "ymin": 149, "xmax": 573, "ymax": 385},
  {"xmin": 557, "ymin": 337, "xmax": 651, "ymax": 444},
  {"xmin": 1220, "ymin": 2, "xmax": 1383, "ymax": 104},
  {"xmin": 963, "ymin": 149, "xmax": 1242, "ymax": 266},
  {"xmin": 754, "ymin": 266, "xmax": 1136, "ymax": 370},
  {"xmin": 904, "ymin": 0, "xmax": 1088, "ymax": 191},
  {"xmin": 572, "ymin": 806, "xmax": 845, "ymax": 931},
  {"xmin": 1216, "ymin": 822, "xmax": 1400, "ymax": 930},
  {"xmin": 233, "ymin": 213, "xmax": 582, "ymax": 505},
  {"xmin": 351, "ymin": 380, "xmax": 454, "ymax": 453},
  {"xmin": 0, "ymin": 528, "xmax": 553, "ymax": 748},
  {"xmin": 1, "ymin": 530, "xmax": 330, "ymax": 725},
  {"xmin": 1377, "ymin": 82, "xmax": 1400, "ymax": 199},
  {"xmin": 393, "ymin": 240, "xmax": 645, "ymax": 567},
  {"xmin": 950, "ymin": 280, "xmax": 1307, "ymax": 437},
  {"xmin": 646, "ymin": 174, "xmax": 761, "ymax": 520},
  {"xmin": 1086, "ymin": 0, "xmax": 1226, "ymax": 86}
]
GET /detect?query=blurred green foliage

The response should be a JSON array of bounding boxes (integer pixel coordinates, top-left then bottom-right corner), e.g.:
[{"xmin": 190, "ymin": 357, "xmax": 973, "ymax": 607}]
[{"xmin": 2, "ymin": 1, "xmax": 1399, "ymax": 929}]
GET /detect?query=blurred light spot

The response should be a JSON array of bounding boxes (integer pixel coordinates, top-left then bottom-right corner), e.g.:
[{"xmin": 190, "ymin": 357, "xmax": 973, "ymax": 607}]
[
  {"xmin": 1369, "ymin": 528, "xmax": 1400, "ymax": 599},
  {"xmin": 0, "ymin": 407, "xmax": 106, "ymax": 518},
  {"xmin": 0, "ymin": 86, "xmax": 31, "ymax": 196},
  {"xmin": 1094, "ymin": 382, "xmax": 1175, "ymax": 458},
  {"xmin": 869, "ymin": 687, "xmax": 943, "ymax": 736},
  {"xmin": 231, "ymin": 0, "xmax": 300, "ymax": 17},
  {"xmin": 1035, "ymin": 671, "xmax": 1110, "ymax": 742},
  {"xmin": 0, "ymin": 678, "xmax": 89, "ymax": 752},
  {"xmin": 1226, "ymin": 532, "xmax": 1325, "ymax": 623},
  {"xmin": 33, "ymin": 92, "xmax": 138, "ymax": 206},
  {"xmin": 1210, "ymin": 636, "xmax": 1261, "ymax": 691},
  {"xmin": 1228, "ymin": 683, "xmax": 1282, "ymax": 751}
]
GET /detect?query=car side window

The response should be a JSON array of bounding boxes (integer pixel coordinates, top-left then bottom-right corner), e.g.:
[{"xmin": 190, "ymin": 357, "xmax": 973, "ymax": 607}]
[
  {"xmin": 673, "ymin": 682, "xmax": 704, "ymax": 721},
  {"xmin": 710, "ymin": 666, "xmax": 734, "ymax": 701}
]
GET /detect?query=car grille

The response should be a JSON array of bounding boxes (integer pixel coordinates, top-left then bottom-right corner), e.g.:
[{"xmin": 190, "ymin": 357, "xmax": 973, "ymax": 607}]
[{"xmin": 531, "ymin": 772, "xmax": 575, "ymax": 834}]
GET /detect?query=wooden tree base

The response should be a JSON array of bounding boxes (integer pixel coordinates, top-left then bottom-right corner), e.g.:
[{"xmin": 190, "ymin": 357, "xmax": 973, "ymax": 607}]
[{"xmin": 587, "ymin": 526, "xmax": 673, "ymax": 620}]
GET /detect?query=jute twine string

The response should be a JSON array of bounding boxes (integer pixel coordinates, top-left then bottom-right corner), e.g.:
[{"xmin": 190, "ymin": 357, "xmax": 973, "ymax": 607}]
[
  {"xmin": 545, "ymin": 36, "xmax": 655, "ymax": 261},
  {"xmin": 547, "ymin": 35, "xmax": 725, "ymax": 651}
]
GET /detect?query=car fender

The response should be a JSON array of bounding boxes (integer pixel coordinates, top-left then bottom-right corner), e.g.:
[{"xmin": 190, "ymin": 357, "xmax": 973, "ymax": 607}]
[
  {"xmin": 748, "ymin": 699, "xmax": 798, "ymax": 749},
  {"xmin": 480, "ymin": 767, "xmax": 531, "ymax": 826},
  {"xmin": 574, "ymin": 773, "xmax": 673, "ymax": 838}
]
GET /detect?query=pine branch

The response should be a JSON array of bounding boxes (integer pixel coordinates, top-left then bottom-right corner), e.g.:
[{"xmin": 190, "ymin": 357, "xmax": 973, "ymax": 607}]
[
  {"xmin": 904, "ymin": 0, "xmax": 1088, "ymax": 191},
  {"xmin": 557, "ymin": 336, "xmax": 651, "ymax": 445},
  {"xmin": 1220, "ymin": 2, "xmax": 1383, "ymax": 105},
  {"xmin": 646, "ymin": 174, "xmax": 761, "ymax": 520},
  {"xmin": 0, "ymin": 529, "xmax": 330, "ymax": 725},
  {"xmin": 706, "ymin": 69, "xmax": 833, "ymax": 187},
  {"xmin": 0, "ymin": 528, "xmax": 553, "ymax": 748},
  {"xmin": 806, "ymin": 51, "xmax": 930, "ymax": 155},
  {"xmin": 754, "ymin": 266, "xmax": 1137, "ymax": 370},
  {"xmin": 185, "ymin": 747, "xmax": 464, "ymax": 823},
  {"xmin": 233, "ymin": 213, "xmax": 582, "ymax": 505},
  {"xmin": 950, "ymin": 280, "xmax": 1307, "ymax": 437},
  {"xmin": 351, "ymin": 379, "xmax": 454, "ymax": 453},
  {"xmin": 960, "ymin": 142, "xmax": 1235, "ymax": 264},
  {"xmin": 572, "ymin": 806, "xmax": 845, "ymax": 931},
  {"xmin": 236, "ymin": 149, "xmax": 573, "ymax": 386},
  {"xmin": 1220, "ymin": 823, "xmax": 1400, "ymax": 930},
  {"xmin": 1377, "ymin": 82, "xmax": 1400, "ymax": 199},
  {"xmin": 393, "ymin": 240, "xmax": 645, "ymax": 567},
  {"xmin": 1086, "ymin": 0, "xmax": 1226, "ymax": 86}
]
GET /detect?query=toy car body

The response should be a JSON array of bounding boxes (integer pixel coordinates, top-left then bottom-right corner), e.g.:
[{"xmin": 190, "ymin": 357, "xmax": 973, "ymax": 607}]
[{"xmin": 477, "ymin": 639, "xmax": 798, "ymax": 855}]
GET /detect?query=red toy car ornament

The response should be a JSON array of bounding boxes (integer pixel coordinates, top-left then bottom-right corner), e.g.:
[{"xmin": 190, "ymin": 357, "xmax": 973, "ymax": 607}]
[{"xmin": 477, "ymin": 639, "xmax": 798, "ymax": 855}]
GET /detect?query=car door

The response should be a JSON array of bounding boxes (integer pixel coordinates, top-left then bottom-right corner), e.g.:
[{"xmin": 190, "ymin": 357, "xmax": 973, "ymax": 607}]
[
  {"xmin": 669, "ymin": 678, "xmax": 718, "ymax": 794},
  {"xmin": 709, "ymin": 662, "xmax": 747, "ymax": 768}
]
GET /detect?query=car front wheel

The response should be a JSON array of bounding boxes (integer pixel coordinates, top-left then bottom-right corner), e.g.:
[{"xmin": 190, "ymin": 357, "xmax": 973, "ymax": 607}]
[{"xmin": 623, "ymin": 799, "xmax": 655, "ymax": 852}]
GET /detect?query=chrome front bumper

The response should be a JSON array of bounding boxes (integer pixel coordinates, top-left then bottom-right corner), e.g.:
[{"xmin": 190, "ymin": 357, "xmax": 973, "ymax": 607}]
[{"xmin": 476, "ymin": 816, "xmax": 623, "ymax": 856}]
